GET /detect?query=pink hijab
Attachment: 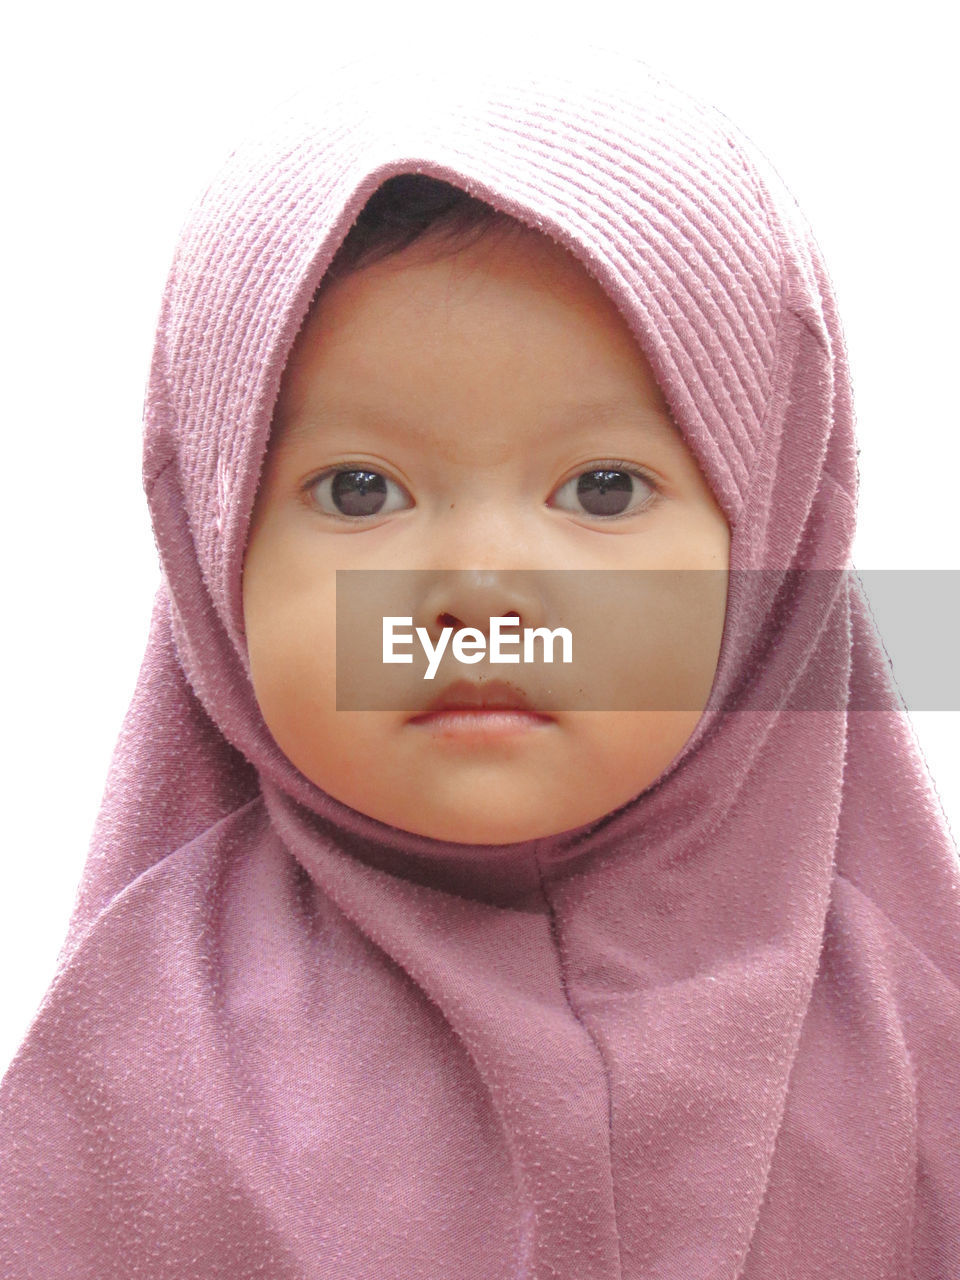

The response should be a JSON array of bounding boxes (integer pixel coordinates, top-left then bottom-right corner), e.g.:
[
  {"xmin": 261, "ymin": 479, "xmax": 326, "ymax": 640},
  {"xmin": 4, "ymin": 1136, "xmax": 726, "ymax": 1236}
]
[{"xmin": 2, "ymin": 42, "xmax": 958, "ymax": 1278}]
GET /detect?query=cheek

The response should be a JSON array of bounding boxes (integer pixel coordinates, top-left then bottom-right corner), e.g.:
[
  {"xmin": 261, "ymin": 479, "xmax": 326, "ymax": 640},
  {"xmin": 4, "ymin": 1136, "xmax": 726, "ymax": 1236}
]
[
  {"xmin": 571, "ymin": 709, "xmax": 706, "ymax": 794},
  {"xmin": 249, "ymin": 632, "xmax": 337, "ymax": 736},
  {"xmin": 563, "ymin": 566, "xmax": 727, "ymax": 715},
  {"xmin": 565, "ymin": 573, "xmax": 727, "ymax": 793},
  {"xmin": 242, "ymin": 549, "xmax": 339, "ymax": 757}
]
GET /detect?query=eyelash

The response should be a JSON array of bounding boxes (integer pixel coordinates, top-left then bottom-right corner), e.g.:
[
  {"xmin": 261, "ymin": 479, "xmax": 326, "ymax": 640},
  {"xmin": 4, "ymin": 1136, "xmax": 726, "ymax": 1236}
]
[{"xmin": 301, "ymin": 459, "xmax": 662, "ymax": 522}]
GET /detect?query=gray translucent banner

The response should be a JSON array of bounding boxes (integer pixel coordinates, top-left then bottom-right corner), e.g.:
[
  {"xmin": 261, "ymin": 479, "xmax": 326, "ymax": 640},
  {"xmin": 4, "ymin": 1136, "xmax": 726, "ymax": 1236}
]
[{"xmin": 334, "ymin": 570, "xmax": 960, "ymax": 712}]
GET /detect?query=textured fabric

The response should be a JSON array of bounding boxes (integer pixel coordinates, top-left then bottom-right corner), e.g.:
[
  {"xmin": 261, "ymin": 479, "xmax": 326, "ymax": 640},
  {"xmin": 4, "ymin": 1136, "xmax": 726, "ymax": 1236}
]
[{"xmin": 2, "ymin": 41, "xmax": 959, "ymax": 1279}]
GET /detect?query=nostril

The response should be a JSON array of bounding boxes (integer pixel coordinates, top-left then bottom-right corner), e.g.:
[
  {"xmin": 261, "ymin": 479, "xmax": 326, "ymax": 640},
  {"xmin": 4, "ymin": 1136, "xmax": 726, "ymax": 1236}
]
[{"xmin": 437, "ymin": 610, "xmax": 521, "ymax": 633}]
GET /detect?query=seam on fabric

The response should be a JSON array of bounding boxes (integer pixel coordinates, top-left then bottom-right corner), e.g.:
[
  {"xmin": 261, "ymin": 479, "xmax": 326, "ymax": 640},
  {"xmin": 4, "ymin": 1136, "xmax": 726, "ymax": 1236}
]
[
  {"xmin": 141, "ymin": 285, "xmax": 180, "ymax": 493},
  {"xmin": 835, "ymin": 567, "xmax": 855, "ymax": 834},
  {"xmin": 727, "ymin": 283, "xmax": 792, "ymax": 531},
  {"xmin": 144, "ymin": 452, "xmax": 177, "ymax": 499},
  {"xmin": 835, "ymin": 871, "xmax": 960, "ymax": 1004},
  {"xmin": 834, "ymin": 870, "xmax": 922, "ymax": 1275},
  {"xmin": 54, "ymin": 795, "xmax": 266, "ymax": 990},
  {"xmin": 789, "ymin": 299, "xmax": 832, "ymax": 355},
  {"xmin": 724, "ymin": 131, "xmax": 845, "ymax": 518},
  {"xmin": 724, "ymin": 130, "xmax": 786, "ymax": 424},
  {"xmin": 534, "ymin": 852, "xmax": 625, "ymax": 1279},
  {"xmin": 819, "ymin": 456, "xmax": 858, "ymax": 511}
]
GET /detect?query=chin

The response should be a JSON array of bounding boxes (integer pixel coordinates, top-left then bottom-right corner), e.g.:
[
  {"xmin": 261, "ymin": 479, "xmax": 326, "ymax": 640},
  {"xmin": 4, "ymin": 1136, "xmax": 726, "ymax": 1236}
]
[{"xmin": 396, "ymin": 806, "xmax": 575, "ymax": 846}]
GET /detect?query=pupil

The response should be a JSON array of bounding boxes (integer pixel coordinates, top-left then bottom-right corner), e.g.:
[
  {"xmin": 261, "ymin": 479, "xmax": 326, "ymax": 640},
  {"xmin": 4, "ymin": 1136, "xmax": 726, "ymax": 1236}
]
[
  {"xmin": 332, "ymin": 470, "xmax": 387, "ymax": 517},
  {"xmin": 577, "ymin": 469, "xmax": 632, "ymax": 516}
]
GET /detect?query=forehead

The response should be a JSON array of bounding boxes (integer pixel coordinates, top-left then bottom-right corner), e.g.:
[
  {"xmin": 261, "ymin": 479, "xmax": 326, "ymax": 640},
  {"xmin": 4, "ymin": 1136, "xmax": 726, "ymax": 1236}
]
[{"xmin": 271, "ymin": 227, "xmax": 676, "ymax": 444}]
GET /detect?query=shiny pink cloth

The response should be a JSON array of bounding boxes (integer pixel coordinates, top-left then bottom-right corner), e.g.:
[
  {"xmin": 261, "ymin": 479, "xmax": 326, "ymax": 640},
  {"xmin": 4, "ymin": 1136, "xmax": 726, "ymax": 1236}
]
[{"xmin": 2, "ymin": 44, "xmax": 959, "ymax": 1279}]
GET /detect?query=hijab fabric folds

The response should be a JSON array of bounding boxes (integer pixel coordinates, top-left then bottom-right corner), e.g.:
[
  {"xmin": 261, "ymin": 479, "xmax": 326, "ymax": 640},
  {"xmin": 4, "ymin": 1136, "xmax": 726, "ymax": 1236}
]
[{"xmin": 2, "ymin": 41, "xmax": 959, "ymax": 1279}]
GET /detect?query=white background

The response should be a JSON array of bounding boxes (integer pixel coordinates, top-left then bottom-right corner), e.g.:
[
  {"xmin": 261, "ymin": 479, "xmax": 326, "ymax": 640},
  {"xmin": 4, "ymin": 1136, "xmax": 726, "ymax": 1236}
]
[{"xmin": 1, "ymin": 1, "xmax": 957, "ymax": 1078}]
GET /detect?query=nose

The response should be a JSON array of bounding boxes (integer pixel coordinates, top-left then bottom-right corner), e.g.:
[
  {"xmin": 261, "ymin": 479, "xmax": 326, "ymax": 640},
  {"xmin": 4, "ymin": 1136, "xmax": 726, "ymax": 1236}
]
[{"xmin": 415, "ymin": 570, "xmax": 549, "ymax": 649}]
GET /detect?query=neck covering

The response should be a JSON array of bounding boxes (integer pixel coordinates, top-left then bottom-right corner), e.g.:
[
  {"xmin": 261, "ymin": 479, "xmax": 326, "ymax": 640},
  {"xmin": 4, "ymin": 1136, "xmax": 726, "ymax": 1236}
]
[{"xmin": 2, "ymin": 40, "xmax": 959, "ymax": 1280}]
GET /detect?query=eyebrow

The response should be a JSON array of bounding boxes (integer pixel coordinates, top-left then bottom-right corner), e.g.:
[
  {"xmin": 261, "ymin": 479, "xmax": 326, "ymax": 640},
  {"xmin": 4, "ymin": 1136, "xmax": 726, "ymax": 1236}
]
[{"xmin": 272, "ymin": 395, "xmax": 679, "ymax": 451}]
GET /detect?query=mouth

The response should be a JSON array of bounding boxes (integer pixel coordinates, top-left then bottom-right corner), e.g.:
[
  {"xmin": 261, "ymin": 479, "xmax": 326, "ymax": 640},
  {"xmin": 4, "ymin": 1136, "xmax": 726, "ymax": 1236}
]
[{"xmin": 406, "ymin": 678, "xmax": 555, "ymax": 738}]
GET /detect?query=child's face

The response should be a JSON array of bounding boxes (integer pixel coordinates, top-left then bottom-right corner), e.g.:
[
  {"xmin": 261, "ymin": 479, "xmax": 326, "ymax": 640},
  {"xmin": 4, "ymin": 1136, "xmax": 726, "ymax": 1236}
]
[{"xmin": 242, "ymin": 225, "xmax": 730, "ymax": 844}]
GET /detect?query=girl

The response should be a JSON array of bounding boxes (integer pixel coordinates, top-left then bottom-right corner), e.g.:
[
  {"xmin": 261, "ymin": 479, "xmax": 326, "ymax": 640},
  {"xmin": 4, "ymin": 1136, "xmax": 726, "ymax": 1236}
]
[{"xmin": 1, "ymin": 40, "xmax": 958, "ymax": 1279}]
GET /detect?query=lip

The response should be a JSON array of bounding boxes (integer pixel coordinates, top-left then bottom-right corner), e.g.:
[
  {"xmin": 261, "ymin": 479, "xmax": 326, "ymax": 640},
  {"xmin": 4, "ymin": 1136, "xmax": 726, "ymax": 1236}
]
[
  {"xmin": 406, "ymin": 707, "xmax": 555, "ymax": 745},
  {"xmin": 408, "ymin": 678, "xmax": 550, "ymax": 720},
  {"xmin": 406, "ymin": 679, "xmax": 555, "ymax": 740}
]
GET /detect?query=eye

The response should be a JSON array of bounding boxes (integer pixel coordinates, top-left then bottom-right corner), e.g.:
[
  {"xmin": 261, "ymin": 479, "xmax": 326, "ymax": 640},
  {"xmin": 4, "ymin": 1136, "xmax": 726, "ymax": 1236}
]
[
  {"xmin": 304, "ymin": 466, "xmax": 413, "ymax": 521},
  {"xmin": 550, "ymin": 462, "xmax": 660, "ymax": 519}
]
